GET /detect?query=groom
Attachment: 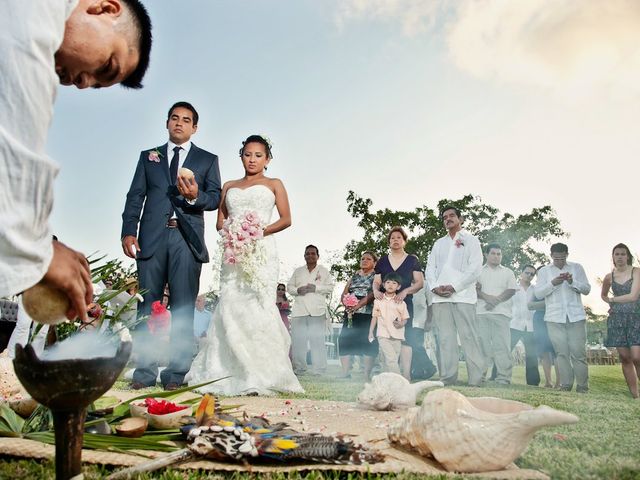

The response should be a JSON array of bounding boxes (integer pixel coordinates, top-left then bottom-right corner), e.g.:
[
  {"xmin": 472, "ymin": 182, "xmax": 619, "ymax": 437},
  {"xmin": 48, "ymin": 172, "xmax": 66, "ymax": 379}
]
[{"xmin": 121, "ymin": 101, "xmax": 221, "ymax": 390}]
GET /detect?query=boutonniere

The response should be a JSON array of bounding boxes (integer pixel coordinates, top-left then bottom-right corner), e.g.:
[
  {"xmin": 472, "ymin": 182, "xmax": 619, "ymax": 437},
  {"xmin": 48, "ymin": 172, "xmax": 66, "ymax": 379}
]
[
  {"xmin": 315, "ymin": 273, "xmax": 321, "ymax": 281},
  {"xmin": 148, "ymin": 149, "xmax": 162, "ymax": 162},
  {"xmin": 455, "ymin": 238, "xmax": 464, "ymax": 248}
]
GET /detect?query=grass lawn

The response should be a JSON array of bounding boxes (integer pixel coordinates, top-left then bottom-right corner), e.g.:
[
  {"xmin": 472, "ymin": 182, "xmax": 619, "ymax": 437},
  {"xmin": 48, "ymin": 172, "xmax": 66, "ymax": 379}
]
[{"xmin": 1, "ymin": 364, "xmax": 639, "ymax": 479}]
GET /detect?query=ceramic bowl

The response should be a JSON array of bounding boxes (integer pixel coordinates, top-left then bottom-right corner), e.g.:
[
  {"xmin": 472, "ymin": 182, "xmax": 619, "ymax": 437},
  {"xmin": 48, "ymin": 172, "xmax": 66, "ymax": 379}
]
[{"xmin": 147, "ymin": 404, "xmax": 192, "ymax": 429}]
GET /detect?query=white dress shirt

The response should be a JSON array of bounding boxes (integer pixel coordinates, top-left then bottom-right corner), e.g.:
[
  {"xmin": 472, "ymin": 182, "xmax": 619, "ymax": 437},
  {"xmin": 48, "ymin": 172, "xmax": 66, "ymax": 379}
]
[
  {"xmin": 476, "ymin": 264, "xmax": 517, "ymax": 317},
  {"xmin": 0, "ymin": 0, "xmax": 78, "ymax": 296},
  {"xmin": 510, "ymin": 283, "xmax": 535, "ymax": 331},
  {"xmin": 287, "ymin": 264, "xmax": 334, "ymax": 317},
  {"xmin": 167, "ymin": 140, "xmax": 193, "ymax": 217},
  {"xmin": 425, "ymin": 229, "xmax": 483, "ymax": 304},
  {"xmin": 534, "ymin": 262, "xmax": 591, "ymax": 323}
]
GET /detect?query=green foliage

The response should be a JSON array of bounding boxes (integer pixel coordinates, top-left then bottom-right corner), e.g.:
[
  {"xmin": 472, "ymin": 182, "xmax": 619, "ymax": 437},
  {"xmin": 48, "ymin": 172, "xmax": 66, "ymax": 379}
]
[
  {"xmin": 585, "ymin": 306, "xmax": 608, "ymax": 344},
  {"xmin": 332, "ymin": 191, "xmax": 566, "ymax": 281}
]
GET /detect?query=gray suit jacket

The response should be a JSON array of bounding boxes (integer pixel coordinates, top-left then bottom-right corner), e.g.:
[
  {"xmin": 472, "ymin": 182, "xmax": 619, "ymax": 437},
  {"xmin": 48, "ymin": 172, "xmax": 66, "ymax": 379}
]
[{"xmin": 121, "ymin": 143, "xmax": 221, "ymax": 262}]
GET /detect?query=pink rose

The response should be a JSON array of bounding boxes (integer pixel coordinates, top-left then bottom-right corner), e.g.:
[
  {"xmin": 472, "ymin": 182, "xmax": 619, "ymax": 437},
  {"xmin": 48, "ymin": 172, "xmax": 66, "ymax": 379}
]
[
  {"xmin": 245, "ymin": 212, "xmax": 257, "ymax": 223},
  {"xmin": 148, "ymin": 150, "xmax": 161, "ymax": 162},
  {"xmin": 241, "ymin": 222, "xmax": 250, "ymax": 231}
]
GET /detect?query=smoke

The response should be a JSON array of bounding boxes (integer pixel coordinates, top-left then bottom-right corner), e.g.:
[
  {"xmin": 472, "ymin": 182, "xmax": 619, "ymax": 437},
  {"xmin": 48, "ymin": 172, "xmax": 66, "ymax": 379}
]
[
  {"xmin": 335, "ymin": 0, "xmax": 640, "ymax": 99},
  {"xmin": 41, "ymin": 330, "xmax": 119, "ymax": 361}
]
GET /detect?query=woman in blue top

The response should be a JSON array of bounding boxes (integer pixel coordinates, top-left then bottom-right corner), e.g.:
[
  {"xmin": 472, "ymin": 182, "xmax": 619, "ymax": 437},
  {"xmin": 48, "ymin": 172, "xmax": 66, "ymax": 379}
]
[{"xmin": 372, "ymin": 226, "xmax": 434, "ymax": 380}]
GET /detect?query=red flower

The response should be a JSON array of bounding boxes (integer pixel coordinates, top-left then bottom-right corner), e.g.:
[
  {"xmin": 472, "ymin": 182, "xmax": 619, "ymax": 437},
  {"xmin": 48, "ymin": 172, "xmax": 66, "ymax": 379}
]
[
  {"xmin": 455, "ymin": 239, "xmax": 464, "ymax": 248},
  {"xmin": 144, "ymin": 397, "xmax": 188, "ymax": 415},
  {"xmin": 147, "ymin": 300, "xmax": 171, "ymax": 335}
]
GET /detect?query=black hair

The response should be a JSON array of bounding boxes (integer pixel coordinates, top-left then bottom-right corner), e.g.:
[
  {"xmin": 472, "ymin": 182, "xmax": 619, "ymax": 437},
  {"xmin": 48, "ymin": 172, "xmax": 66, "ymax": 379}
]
[
  {"xmin": 277, "ymin": 283, "xmax": 289, "ymax": 302},
  {"xmin": 387, "ymin": 226, "xmax": 408, "ymax": 242},
  {"xmin": 167, "ymin": 101, "xmax": 199, "ymax": 125},
  {"xmin": 305, "ymin": 245, "xmax": 319, "ymax": 256},
  {"xmin": 522, "ymin": 264, "xmax": 537, "ymax": 272},
  {"xmin": 440, "ymin": 205, "xmax": 462, "ymax": 220},
  {"xmin": 383, "ymin": 272, "xmax": 403, "ymax": 285},
  {"xmin": 550, "ymin": 243, "xmax": 569, "ymax": 254},
  {"xmin": 484, "ymin": 242, "xmax": 501, "ymax": 254},
  {"xmin": 612, "ymin": 243, "xmax": 633, "ymax": 266},
  {"xmin": 120, "ymin": 0, "xmax": 152, "ymax": 89},
  {"xmin": 239, "ymin": 135, "xmax": 273, "ymax": 159}
]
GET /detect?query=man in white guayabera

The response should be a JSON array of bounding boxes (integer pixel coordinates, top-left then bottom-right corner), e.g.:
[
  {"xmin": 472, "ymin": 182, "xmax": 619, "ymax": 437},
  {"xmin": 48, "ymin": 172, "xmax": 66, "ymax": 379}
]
[
  {"xmin": 535, "ymin": 243, "xmax": 591, "ymax": 393},
  {"xmin": 288, "ymin": 245, "xmax": 335, "ymax": 376},
  {"xmin": 425, "ymin": 206, "xmax": 485, "ymax": 386}
]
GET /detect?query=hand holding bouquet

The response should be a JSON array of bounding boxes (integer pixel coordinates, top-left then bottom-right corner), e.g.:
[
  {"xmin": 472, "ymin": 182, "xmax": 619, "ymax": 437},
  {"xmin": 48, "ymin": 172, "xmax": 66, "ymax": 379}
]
[{"xmin": 342, "ymin": 293, "xmax": 359, "ymax": 327}]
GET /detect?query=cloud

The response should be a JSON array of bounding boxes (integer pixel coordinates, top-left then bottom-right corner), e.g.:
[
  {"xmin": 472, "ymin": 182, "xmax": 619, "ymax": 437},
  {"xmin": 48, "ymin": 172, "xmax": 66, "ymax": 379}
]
[
  {"xmin": 336, "ymin": 0, "xmax": 640, "ymax": 98},
  {"xmin": 335, "ymin": 0, "xmax": 445, "ymax": 36}
]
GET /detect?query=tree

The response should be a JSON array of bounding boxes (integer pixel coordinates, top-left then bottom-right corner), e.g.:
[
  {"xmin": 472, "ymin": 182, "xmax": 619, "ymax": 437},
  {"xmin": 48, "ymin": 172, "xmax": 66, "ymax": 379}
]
[{"xmin": 331, "ymin": 191, "xmax": 567, "ymax": 281}]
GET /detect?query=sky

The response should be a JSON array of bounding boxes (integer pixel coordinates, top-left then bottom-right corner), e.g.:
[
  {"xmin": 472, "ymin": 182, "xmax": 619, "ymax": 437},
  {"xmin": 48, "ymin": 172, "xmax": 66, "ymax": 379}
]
[{"xmin": 48, "ymin": 0, "xmax": 640, "ymax": 313}]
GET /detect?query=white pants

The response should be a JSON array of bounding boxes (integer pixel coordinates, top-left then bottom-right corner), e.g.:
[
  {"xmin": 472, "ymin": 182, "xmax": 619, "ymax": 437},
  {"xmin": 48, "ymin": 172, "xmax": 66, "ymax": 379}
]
[{"xmin": 291, "ymin": 315, "xmax": 327, "ymax": 374}]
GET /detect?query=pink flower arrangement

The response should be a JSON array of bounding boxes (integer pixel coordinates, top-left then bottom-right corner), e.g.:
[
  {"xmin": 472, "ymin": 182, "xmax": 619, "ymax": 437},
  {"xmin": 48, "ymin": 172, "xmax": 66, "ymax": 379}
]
[
  {"xmin": 342, "ymin": 293, "xmax": 359, "ymax": 327},
  {"xmin": 148, "ymin": 149, "xmax": 162, "ymax": 162},
  {"xmin": 455, "ymin": 238, "xmax": 464, "ymax": 248},
  {"xmin": 221, "ymin": 211, "xmax": 264, "ymax": 265}
]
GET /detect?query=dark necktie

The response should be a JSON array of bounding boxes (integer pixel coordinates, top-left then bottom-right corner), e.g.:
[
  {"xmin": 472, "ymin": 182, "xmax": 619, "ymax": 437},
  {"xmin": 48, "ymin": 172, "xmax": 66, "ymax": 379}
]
[{"xmin": 169, "ymin": 146, "xmax": 181, "ymax": 184}]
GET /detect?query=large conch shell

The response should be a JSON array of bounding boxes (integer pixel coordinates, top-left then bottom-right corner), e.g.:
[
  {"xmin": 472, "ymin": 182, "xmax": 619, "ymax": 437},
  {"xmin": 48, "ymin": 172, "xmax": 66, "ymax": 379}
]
[
  {"xmin": 357, "ymin": 372, "xmax": 443, "ymax": 410},
  {"xmin": 388, "ymin": 388, "xmax": 578, "ymax": 473}
]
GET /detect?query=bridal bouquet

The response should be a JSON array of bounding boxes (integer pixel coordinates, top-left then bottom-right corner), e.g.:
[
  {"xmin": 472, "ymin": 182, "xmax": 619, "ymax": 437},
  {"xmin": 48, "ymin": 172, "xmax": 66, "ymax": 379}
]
[{"xmin": 217, "ymin": 211, "xmax": 268, "ymax": 293}]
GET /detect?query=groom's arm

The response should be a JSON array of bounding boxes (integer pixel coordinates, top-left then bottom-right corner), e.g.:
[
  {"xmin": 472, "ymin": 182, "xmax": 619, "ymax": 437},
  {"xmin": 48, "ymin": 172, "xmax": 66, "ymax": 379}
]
[{"xmin": 183, "ymin": 152, "xmax": 221, "ymax": 212}]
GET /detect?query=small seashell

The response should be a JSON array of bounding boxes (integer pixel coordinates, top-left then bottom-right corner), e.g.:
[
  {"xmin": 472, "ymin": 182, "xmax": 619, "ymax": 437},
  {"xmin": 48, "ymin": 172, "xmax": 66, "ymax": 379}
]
[
  {"xmin": 357, "ymin": 372, "xmax": 443, "ymax": 411},
  {"xmin": 211, "ymin": 425, "xmax": 223, "ymax": 432},
  {"xmin": 223, "ymin": 426, "xmax": 235, "ymax": 432},
  {"xmin": 238, "ymin": 441, "xmax": 253, "ymax": 453},
  {"xmin": 189, "ymin": 428, "xmax": 202, "ymax": 437}
]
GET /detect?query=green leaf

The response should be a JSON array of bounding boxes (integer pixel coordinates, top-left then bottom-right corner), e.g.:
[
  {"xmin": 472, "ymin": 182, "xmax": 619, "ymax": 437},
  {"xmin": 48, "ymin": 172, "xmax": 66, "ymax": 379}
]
[{"xmin": 0, "ymin": 404, "xmax": 25, "ymax": 434}]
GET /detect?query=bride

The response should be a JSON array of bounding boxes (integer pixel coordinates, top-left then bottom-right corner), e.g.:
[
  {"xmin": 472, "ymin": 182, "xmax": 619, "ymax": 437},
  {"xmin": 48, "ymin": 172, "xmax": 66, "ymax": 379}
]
[{"xmin": 186, "ymin": 135, "xmax": 304, "ymax": 396}]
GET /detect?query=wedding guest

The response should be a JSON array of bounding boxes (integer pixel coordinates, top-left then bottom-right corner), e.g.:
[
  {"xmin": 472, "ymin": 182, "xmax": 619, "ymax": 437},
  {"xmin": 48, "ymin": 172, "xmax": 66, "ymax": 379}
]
[
  {"xmin": 193, "ymin": 294, "xmax": 211, "ymax": 342},
  {"xmin": 425, "ymin": 206, "xmax": 484, "ymax": 386},
  {"xmin": 288, "ymin": 245, "xmax": 335, "ymax": 375},
  {"xmin": 476, "ymin": 243, "xmax": 516, "ymax": 384},
  {"xmin": 276, "ymin": 283, "xmax": 292, "ymax": 332},
  {"xmin": 601, "ymin": 243, "xmax": 640, "ymax": 398},
  {"xmin": 369, "ymin": 273, "xmax": 410, "ymax": 375},
  {"xmin": 535, "ymin": 243, "xmax": 591, "ymax": 393},
  {"xmin": 0, "ymin": 0, "xmax": 152, "ymax": 321},
  {"xmin": 510, "ymin": 265, "xmax": 541, "ymax": 386},
  {"xmin": 528, "ymin": 271, "xmax": 559, "ymax": 388},
  {"xmin": 373, "ymin": 227, "xmax": 431, "ymax": 380},
  {"xmin": 337, "ymin": 251, "xmax": 378, "ymax": 380}
]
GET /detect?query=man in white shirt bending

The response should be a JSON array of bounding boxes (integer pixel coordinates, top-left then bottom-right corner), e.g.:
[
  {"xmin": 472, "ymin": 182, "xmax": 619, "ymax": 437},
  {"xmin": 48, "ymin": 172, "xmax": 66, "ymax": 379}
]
[
  {"xmin": 476, "ymin": 243, "xmax": 516, "ymax": 385},
  {"xmin": 535, "ymin": 243, "xmax": 591, "ymax": 393},
  {"xmin": 0, "ymin": 0, "xmax": 152, "ymax": 321},
  {"xmin": 425, "ymin": 206, "xmax": 485, "ymax": 386},
  {"xmin": 288, "ymin": 245, "xmax": 335, "ymax": 376}
]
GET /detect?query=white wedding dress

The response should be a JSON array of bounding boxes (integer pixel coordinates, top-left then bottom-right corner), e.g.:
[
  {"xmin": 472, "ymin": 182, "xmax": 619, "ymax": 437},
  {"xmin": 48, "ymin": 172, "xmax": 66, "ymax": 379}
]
[{"xmin": 186, "ymin": 185, "xmax": 304, "ymax": 396}]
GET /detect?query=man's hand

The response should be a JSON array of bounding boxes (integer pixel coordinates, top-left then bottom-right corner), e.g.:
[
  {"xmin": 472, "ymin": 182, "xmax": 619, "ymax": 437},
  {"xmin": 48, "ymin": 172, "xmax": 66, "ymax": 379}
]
[
  {"xmin": 121, "ymin": 235, "xmax": 140, "ymax": 259},
  {"xmin": 551, "ymin": 275, "xmax": 565, "ymax": 286},
  {"xmin": 305, "ymin": 283, "xmax": 316, "ymax": 293},
  {"xmin": 373, "ymin": 289, "xmax": 384, "ymax": 300},
  {"xmin": 395, "ymin": 290, "xmax": 408, "ymax": 303},
  {"xmin": 43, "ymin": 240, "xmax": 92, "ymax": 322},
  {"xmin": 297, "ymin": 285, "xmax": 309, "ymax": 295},
  {"xmin": 177, "ymin": 175, "xmax": 198, "ymax": 201},
  {"xmin": 432, "ymin": 286, "xmax": 452, "ymax": 298}
]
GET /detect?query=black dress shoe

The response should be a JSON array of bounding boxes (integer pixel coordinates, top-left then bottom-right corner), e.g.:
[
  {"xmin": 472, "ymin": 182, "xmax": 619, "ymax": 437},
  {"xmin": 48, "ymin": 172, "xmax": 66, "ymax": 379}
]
[{"xmin": 164, "ymin": 382, "xmax": 180, "ymax": 391}]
